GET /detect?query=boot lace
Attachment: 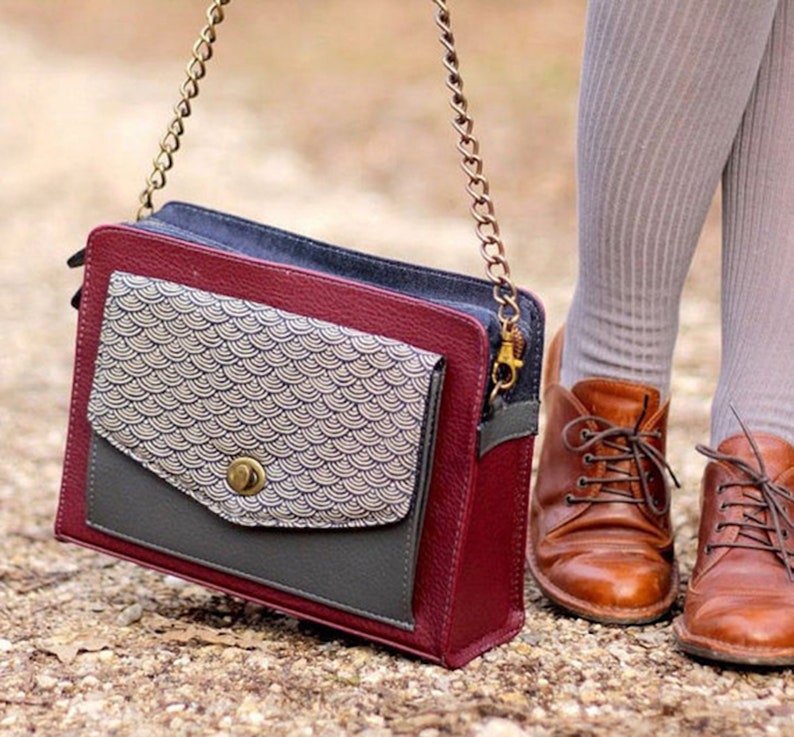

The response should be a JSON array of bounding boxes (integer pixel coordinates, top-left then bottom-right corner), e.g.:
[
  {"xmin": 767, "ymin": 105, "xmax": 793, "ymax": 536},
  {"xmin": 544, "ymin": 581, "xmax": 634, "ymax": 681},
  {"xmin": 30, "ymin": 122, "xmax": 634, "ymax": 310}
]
[
  {"xmin": 562, "ymin": 395, "xmax": 679, "ymax": 516},
  {"xmin": 696, "ymin": 408, "xmax": 794, "ymax": 581}
]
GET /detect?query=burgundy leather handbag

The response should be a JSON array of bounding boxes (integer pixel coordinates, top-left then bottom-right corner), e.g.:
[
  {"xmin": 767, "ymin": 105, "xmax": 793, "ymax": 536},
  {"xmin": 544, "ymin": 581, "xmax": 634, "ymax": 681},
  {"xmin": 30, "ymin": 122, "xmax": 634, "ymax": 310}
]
[{"xmin": 56, "ymin": 0, "xmax": 544, "ymax": 668}]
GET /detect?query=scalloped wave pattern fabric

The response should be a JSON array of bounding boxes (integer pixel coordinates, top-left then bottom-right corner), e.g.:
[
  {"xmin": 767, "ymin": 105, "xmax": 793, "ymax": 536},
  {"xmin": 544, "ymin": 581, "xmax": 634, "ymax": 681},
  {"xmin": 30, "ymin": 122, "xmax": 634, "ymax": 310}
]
[{"xmin": 87, "ymin": 271, "xmax": 444, "ymax": 529}]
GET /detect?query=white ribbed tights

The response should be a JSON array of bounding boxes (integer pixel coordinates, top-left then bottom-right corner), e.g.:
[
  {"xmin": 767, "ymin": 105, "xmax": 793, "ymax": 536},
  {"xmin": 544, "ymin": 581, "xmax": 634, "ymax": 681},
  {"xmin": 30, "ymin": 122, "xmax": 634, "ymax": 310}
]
[{"xmin": 560, "ymin": 0, "xmax": 794, "ymax": 445}]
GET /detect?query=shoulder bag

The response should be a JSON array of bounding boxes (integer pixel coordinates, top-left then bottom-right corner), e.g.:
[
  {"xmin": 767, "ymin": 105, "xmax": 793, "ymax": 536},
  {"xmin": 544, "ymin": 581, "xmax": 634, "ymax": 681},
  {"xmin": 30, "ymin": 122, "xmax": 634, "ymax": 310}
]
[{"xmin": 56, "ymin": 0, "xmax": 545, "ymax": 668}]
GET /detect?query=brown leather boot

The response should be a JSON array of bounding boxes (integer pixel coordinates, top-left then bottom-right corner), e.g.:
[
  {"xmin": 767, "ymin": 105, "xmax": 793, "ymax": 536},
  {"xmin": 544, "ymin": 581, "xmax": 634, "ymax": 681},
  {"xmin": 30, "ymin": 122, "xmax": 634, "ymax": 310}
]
[
  {"xmin": 527, "ymin": 331, "xmax": 679, "ymax": 624},
  {"xmin": 674, "ymin": 427, "xmax": 794, "ymax": 665}
]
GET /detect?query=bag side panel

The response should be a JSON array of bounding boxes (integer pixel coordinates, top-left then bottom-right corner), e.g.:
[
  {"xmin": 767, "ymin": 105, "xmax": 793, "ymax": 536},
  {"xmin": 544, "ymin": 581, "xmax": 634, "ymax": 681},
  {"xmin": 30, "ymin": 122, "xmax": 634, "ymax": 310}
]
[{"xmin": 442, "ymin": 434, "xmax": 535, "ymax": 667}]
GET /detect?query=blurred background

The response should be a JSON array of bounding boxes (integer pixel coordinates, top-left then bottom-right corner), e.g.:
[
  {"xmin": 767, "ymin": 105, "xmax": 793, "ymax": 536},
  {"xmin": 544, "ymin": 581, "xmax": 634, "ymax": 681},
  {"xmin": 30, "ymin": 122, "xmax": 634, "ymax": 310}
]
[
  {"xmin": 0, "ymin": 2, "xmax": 736, "ymax": 736},
  {"xmin": 4, "ymin": 0, "xmax": 588, "ymax": 297}
]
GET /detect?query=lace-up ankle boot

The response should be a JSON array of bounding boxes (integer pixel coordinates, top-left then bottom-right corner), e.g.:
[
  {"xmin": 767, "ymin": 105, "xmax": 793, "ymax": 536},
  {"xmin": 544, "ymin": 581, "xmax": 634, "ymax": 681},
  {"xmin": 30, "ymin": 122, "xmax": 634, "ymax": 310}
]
[
  {"xmin": 674, "ymin": 426, "xmax": 794, "ymax": 665},
  {"xmin": 527, "ymin": 331, "xmax": 679, "ymax": 624}
]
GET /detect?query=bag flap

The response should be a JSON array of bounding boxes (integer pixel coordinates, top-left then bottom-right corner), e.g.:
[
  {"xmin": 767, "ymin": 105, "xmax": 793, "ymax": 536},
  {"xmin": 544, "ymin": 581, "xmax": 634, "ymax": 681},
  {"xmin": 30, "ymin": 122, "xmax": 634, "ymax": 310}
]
[{"xmin": 87, "ymin": 271, "xmax": 444, "ymax": 529}]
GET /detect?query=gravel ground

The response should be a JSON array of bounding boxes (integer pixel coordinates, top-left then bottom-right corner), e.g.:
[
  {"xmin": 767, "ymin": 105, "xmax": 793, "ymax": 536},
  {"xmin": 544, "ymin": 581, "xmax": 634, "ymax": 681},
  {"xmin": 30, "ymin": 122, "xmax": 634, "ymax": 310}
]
[{"xmin": 2, "ymin": 4, "xmax": 793, "ymax": 736}]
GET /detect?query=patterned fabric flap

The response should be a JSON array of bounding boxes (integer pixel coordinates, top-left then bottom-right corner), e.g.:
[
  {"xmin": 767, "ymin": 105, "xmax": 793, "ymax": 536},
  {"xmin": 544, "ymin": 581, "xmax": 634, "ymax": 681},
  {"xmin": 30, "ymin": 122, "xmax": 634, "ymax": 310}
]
[{"xmin": 87, "ymin": 272, "xmax": 445, "ymax": 529}]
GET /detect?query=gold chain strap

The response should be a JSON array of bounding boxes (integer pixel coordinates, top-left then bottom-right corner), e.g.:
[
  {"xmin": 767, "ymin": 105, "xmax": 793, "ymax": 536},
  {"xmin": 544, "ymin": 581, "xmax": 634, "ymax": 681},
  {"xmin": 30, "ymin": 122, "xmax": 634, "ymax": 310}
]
[
  {"xmin": 136, "ymin": 0, "xmax": 231, "ymax": 221},
  {"xmin": 431, "ymin": 0, "xmax": 525, "ymax": 398},
  {"xmin": 135, "ymin": 0, "xmax": 525, "ymax": 399}
]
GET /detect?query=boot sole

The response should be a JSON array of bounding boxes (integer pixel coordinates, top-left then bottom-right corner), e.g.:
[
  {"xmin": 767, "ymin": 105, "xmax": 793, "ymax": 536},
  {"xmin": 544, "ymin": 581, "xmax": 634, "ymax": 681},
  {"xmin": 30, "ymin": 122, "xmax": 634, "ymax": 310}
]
[
  {"xmin": 526, "ymin": 545, "xmax": 679, "ymax": 625},
  {"xmin": 673, "ymin": 619, "xmax": 794, "ymax": 667}
]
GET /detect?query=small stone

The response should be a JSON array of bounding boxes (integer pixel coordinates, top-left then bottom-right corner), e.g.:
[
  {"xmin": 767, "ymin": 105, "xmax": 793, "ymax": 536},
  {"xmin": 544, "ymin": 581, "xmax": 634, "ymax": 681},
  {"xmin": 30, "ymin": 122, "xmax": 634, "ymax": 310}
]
[
  {"xmin": 558, "ymin": 702, "xmax": 581, "ymax": 718},
  {"xmin": 36, "ymin": 675, "xmax": 58, "ymax": 690},
  {"xmin": 475, "ymin": 718, "xmax": 529, "ymax": 737},
  {"xmin": 499, "ymin": 691, "xmax": 529, "ymax": 706},
  {"xmin": 0, "ymin": 639, "xmax": 13, "ymax": 652},
  {"xmin": 162, "ymin": 575, "xmax": 187, "ymax": 588},
  {"xmin": 116, "ymin": 603, "xmax": 143, "ymax": 627}
]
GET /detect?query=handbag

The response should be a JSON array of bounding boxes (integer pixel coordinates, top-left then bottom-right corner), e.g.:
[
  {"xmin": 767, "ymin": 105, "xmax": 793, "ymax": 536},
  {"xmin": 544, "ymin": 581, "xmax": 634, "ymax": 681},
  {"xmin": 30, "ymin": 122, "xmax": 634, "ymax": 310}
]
[{"xmin": 56, "ymin": 0, "xmax": 544, "ymax": 668}]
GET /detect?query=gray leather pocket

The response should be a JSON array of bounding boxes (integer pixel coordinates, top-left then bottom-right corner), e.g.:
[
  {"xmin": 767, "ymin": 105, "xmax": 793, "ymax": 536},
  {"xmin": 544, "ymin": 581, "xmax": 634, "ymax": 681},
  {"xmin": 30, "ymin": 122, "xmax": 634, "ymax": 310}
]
[{"xmin": 85, "ymin": 271, "xmax": 445, "ymax": 627}]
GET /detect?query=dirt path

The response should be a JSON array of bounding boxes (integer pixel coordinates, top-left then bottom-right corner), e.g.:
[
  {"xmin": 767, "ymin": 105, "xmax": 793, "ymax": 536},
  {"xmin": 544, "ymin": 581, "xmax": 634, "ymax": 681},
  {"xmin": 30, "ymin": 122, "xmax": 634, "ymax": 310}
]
[{"xmin": 1, "ymin": 5, "xmax": 791, "ymax": 736}]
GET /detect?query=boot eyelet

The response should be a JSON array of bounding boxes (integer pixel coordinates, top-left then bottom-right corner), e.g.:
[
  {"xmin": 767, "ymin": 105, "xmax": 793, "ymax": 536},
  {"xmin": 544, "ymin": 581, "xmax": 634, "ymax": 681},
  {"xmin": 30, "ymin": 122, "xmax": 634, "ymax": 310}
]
[
  {"xmin": 705, "ymin": 544, "xmax": 713, "ymax": 555},
  {"xmin": 576, "ymin": 477, "xmax": 588, "ymax": 489},
  {"xmin": 719, "ymin": 502, "xmax": 727, "ymax": 512},
  {"xmin": 715, "ymin": 523, "xmax": 725, "ymax": 533},
  {"xmin": 782, "ymin": 529, "xmax": 790, "ymax": 540},
  {"xmin": 583, "ymin": 453, "xmax": 594, "ymax": 465},
  {"xmin": 565, "ymin": 494, "xmax": 575, "ymax": 505},
  {"xmin": 580, "ymin": 429, "xmax": 592, "ymax": 441}
]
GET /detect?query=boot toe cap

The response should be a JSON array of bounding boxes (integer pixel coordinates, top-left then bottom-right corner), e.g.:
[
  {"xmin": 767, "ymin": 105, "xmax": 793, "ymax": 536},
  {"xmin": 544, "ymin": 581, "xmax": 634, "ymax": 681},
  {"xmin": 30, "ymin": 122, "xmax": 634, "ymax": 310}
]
[
  {"xmin": 537, "ymin": 549, "xmax": 677, "ymax": 623},
  {"xmin": 679, "ymin": 593, "xmax": 794, "ymax": 655}
]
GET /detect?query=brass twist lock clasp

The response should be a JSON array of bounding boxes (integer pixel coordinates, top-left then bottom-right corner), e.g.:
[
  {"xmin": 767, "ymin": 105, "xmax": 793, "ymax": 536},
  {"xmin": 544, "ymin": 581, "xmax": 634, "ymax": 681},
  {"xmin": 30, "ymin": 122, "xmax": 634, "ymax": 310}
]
[{"xmin": 226, "ymin": 457, "xmax": 267, "ymax": 496}]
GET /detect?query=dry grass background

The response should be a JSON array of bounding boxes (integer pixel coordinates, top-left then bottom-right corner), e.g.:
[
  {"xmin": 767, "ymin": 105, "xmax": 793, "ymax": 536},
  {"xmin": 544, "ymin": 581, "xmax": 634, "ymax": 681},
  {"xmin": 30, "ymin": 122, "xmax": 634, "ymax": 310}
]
[{"xmin": 2, "ymin": 1, "xmax": 789, "ymax": 736}]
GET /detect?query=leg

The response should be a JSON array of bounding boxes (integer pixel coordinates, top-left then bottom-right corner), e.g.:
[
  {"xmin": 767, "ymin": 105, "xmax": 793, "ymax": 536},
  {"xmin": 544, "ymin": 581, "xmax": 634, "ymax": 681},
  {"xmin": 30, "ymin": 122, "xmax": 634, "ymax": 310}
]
[
  {"xmin": 711, "ymin": 0, "xmax": 794, "ymax": 447},
  {"xmin": 676, "ymin": 0, "xmax": 794, "ymax": 666},
  {"xmin": 562, "ymin": 0, "xmax": 780, "ymax": 396},
  {"xmin": 530, "ymin": 0, "xmax": 781, "ymax": 624}
]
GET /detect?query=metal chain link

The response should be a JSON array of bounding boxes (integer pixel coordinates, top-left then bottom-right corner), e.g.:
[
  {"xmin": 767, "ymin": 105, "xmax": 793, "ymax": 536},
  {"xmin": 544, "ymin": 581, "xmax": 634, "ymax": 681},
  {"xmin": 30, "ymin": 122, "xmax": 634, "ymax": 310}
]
[
  {"xmin": 431, "ymin": 0, "xmax": 522, "ymax": 329},
  {"xmin": 135, "ymin": 0, "xmax": 231, "ymax": 221},
  {"xmin": 134, "ymin": 0, "xmax": 525, "ymax": 398},
  {"xmin": 432, "ymin": 0, "xmax": 525, "ymax": 398}
]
